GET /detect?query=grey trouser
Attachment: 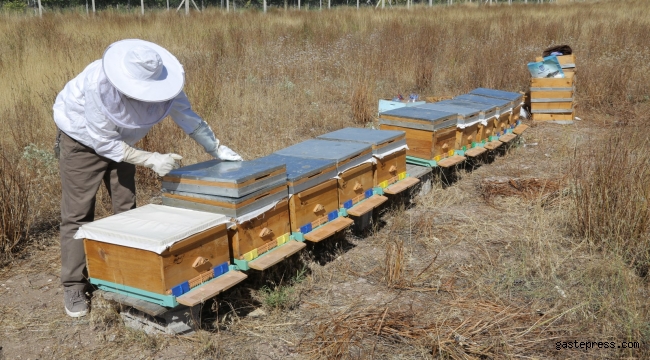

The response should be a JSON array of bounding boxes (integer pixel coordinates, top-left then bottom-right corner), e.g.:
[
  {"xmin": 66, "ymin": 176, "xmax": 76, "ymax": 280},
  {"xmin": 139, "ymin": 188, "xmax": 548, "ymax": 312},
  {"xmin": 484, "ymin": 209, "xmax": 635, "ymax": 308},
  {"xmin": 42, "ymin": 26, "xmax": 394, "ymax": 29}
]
[{"xmin": 59, "ymin": 130, "xmax": 136, "ymax": 290}]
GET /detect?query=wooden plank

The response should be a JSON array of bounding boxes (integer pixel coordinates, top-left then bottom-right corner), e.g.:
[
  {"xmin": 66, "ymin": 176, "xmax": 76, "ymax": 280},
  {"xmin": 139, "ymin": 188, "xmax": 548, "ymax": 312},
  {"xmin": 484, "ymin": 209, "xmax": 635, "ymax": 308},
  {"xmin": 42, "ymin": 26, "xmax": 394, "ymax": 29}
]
[
  {"xmin": 464, "ymin": 147, "xmax": 487, "ymax": 158},
  {"xmin": 535, "ymin": 54, "xmax": 576, "ymax": 66},
  {"xmin": 484, "ymin": 141, "xmax": 503, "ymax": 151},
  {"xmin": 530, "ymin": 77, "xmax": 574, "ymax": 89},
  {"xmin": 85, "ymin": 239, "xmax": 166, "ymax": 294},
  {"xmin": 347, "ymin": 195, "xmax": 388, "ymax": 217},
  {"xmin": 289, "ymin": 179, "xmax": 339, "ymax": 232},
  {"xmin": 247, "ymin": 241, "xmax": 307, "ymax": 271},
  {"xmin": 379, "ymin": 124, "xmax": 434, "ymax": 159},
  {"xmin": 531, "ymin": 102, "xmax": 573, "ymax": 111},
  {"xmin": 176, "ymin": 271, "xmax": 248, "ymax": 306},
  {"xmin": 230, "ymin": 198, "xmax": 291, "ymax": 258},
  {"xmin": 375, "ymin": 149, "xmax": 407, "ymax": 186},
  {"xmin": 337, "ymin": 162, "xmax": 374, "ymax": 208},
  {"xmin": 530, "ymin": 90, "xmax": 573, "ymax": 99},
  {"xmin": 437, "ymin": 155, "xmax": 466, "ymax": 168},
  {"xmin": 513, "ymin": 124, "xmax": 529, "ymax": 135},
  {"xmin": 499, "ymin": 133, "xmax": 517, "ymax": 143},
  {"xmin": 532, "ymin": 112, "xmax": 575, "ymax": 121},
  {"xmin": 304, "ymin": 217, "xmax": 354, "ymax": 242},
  {"xmin": 384, "ymin": 177, "xmax": 420, "ymax": 195}
]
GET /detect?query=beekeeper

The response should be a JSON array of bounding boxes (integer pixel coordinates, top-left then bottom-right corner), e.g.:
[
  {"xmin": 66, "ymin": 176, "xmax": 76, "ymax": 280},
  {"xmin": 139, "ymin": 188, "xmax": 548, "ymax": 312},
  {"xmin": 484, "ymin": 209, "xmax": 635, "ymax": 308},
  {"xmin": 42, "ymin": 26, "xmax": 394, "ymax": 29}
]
[{"xmin": 53, "ymin": 39, "xmax": 242, "ymax": 318}]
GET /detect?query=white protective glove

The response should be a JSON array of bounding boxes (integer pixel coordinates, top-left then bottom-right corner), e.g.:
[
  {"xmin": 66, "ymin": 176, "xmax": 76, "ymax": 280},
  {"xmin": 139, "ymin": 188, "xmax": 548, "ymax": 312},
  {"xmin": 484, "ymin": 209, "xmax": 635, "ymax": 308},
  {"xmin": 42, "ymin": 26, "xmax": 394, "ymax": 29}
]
[
  {"xmin": 122, "ymin": 142, "xmax": 183, "ymax": 176},
  {"xmin": 189, "ymin": 121, "xmax": 243, "ymax": 161}
]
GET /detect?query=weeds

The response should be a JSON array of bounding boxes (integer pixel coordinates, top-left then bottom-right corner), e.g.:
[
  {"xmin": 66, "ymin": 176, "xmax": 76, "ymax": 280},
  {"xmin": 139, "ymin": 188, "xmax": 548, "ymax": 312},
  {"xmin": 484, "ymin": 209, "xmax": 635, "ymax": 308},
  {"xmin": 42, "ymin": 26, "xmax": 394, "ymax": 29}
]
[{"xmin": 0, "ymin": 150, "xmax": 31, "ymax": 259}]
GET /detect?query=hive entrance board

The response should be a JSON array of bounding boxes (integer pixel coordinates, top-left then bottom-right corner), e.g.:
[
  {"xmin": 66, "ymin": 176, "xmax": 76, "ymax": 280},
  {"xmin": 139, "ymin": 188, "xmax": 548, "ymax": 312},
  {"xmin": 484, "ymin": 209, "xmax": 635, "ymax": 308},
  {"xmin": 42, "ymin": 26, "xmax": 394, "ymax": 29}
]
[
  {"xmin": 78, "ymin": 205, "xmax": 244, "ymax": 306},
  {"xmin": 378, "ymin": 107, "xmax": 458, "ymax": 160},
  {"xmin": 162, "ymin": 159, "xmax": 286, "ymax": 198}
]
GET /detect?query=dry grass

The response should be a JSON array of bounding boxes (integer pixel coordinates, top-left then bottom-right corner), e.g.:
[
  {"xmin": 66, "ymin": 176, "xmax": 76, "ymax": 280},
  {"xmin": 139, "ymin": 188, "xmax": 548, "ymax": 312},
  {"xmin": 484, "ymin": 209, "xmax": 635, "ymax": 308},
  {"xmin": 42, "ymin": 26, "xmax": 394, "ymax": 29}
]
[{"xmin": 1, "ymin": 1, "xmax": 650, "ymax": 359}]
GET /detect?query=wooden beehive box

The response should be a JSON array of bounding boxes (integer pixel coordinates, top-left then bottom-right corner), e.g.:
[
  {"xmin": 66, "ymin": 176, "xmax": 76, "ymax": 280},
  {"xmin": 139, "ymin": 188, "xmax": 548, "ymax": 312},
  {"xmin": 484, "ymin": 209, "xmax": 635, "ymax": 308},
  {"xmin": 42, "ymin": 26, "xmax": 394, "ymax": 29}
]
[
  {"xmin": 418, "ymin": 102, "xmax": 487, "ymax": 158},
  {"xmin": 453, "ymin": 94, "xmax": 514, "ymax": 143},
  {"xmin": 529, "ymin": 72, "xmax": 575, "ymax": 122},
  {"xmin": 79, "ymin": 205, "xmax": 246, "ymax": 307},
  {"xmin": 161, "ymin": 159, "xmax": 288, "ymax": 218},
  {"xmin": 378, "ymin": 106, "xmax": 463, "ymax": 166},
  {"xmin": 469, "ymin": 88, "xmax": 524, "ymax": 128},
  {"xmin": 275, "ymin": 139, "xmax": 386, "ymax": 217},
  {"xmin": 316, "ymin": 127, "xmax": 420, "ymax": 195},
  {"xmin": 259, "ymin": 154, "xmax": 353, "ymax": 242}
]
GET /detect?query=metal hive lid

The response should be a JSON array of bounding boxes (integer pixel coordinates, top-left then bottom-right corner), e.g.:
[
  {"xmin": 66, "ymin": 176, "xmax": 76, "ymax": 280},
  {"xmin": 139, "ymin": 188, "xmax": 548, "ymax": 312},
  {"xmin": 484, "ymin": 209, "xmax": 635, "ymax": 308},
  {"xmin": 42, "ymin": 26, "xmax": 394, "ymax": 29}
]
[
  {"xmin": 469, "ymin": 88, "xmax": 523, "ymax": 102},
  {"xmin": 165, "ymin": 158, "xmax": 285, "ymax": 184},
  {"xmin": 317, "ymin": 128, "xmax": 404, "ymax": 146},
  {"xmin": 438, "ymin": 99, "xmax": 497, "ymax": 113},
  {"xmin": 259, "ymin": 154, "xmax": 337, "ymax": 182},
  {"xmin": 275, "ymin": 139, "xmax": 372, "ymax": 164},
  {"xmin": 454, "ymin": 94, "xmax": 511, "ymax": 108},
  {"xmin": 379, "ymin": 106, "xmax": 458, "ymax": 122},
  {"xmin": 417, "ymin": 102, "xmax": 481, "ymax": 118}
]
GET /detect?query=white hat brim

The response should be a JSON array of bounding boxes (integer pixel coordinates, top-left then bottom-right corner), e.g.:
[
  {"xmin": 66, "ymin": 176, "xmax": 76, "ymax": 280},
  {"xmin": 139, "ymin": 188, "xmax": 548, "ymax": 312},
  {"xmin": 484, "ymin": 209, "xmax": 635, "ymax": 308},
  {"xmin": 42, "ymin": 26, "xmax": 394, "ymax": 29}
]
[{"xmin": 102, "ymin": 39, "xmax": 185, "ymax": 102}]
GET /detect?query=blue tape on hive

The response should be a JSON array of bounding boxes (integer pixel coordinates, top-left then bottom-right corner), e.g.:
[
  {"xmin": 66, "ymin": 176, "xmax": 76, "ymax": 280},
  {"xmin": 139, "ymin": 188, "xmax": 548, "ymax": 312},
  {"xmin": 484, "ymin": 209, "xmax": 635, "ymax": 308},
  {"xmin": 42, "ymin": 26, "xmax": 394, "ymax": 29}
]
[
  {"xmin": 365, "ymin": 189, "xmax": 373, "ymax": 199},
  {"xmin": 213, "ymin": 262, "xmax": 230, "ymax": 277},
  {"xmin": 344, "ymin": 200, "xmax": 353, "ymax": 209},
  {"xmin": 171, "ymin": 281, "xmax": 190, "ymax": 297},
  {"xmin": 301, "ymin": 223, "xmax": 313, "ymax": 234},
  {"xmin": 327, "ymin": 210, "xmax": 338, "ymax": 221}
]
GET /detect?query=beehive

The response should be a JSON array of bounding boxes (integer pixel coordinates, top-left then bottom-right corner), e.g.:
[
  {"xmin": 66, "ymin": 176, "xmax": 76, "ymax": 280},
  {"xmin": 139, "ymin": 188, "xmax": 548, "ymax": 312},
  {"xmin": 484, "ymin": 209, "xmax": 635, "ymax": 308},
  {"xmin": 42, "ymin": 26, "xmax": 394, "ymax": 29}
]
[
  {"xmin": 453, "ymin": 94, "xmax": 513, "ymax": 142},
  {"xmin": 316, "ymin": 127, "xmax": 420, "ymax": 195},
  {"xmin": 161, "ymin": 159, "xmax": 288, "ymax": 217},
  {"xmin": 529, "ymin": 71, "xmax": 575, "ymax": 122},
  {"xmin": 79, "ymin": 205, "xmax": 247, "ymax": 307},
  {"xmin": 275, "ymin": 139, "xmax": 386, "ymax": 217},
  {"xmin": 378, "ymin": 106, "xmax": 463, "ymax": 167},
  {"xmin": 416, "ymin": 102, "xmax": 485, "ymax": 158},
  {"xmin": 161, "ymin": 160, "xmax": 300, "ymax": 272},
  {"xmin": 259, "ymin": 154, "xmax": 353, "ymax": 242},
  {"xmin": 469, "ymin": 88, "xmax": 524, "ymax": 128}
]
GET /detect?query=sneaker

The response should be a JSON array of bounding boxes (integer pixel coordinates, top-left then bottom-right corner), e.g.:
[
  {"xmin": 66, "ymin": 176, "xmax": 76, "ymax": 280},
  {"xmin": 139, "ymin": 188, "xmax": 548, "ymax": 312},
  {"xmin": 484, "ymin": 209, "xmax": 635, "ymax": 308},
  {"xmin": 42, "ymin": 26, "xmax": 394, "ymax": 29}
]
[{"xmin": 64, "ymin": 288, "xmax": 89, "ymax": 318}]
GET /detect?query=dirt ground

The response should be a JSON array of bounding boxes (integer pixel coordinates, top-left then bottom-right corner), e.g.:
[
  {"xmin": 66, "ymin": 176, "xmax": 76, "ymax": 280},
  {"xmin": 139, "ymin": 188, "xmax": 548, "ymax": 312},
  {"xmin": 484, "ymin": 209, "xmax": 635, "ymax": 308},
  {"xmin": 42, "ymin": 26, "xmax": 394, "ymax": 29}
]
[{"xmin": 1, "ymin": 116, "xmax": 647, "ymax": 359}]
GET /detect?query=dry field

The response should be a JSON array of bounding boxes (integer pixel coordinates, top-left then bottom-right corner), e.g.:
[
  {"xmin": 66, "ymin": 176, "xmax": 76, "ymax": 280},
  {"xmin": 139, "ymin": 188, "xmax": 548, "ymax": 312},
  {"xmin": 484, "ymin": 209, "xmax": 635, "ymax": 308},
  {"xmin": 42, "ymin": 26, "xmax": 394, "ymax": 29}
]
[{"xmin": 1, "ymin": 0, "xmax": 650, "ymax": 358}]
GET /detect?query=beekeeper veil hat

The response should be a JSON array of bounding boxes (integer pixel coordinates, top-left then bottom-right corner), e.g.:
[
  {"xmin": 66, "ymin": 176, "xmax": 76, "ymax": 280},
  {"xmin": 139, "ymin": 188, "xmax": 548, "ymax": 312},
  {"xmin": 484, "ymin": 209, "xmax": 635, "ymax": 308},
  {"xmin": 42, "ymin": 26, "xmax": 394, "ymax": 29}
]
[{"xmin": 102, "ymin": 39, "xmax": 185, "ymax": 103}]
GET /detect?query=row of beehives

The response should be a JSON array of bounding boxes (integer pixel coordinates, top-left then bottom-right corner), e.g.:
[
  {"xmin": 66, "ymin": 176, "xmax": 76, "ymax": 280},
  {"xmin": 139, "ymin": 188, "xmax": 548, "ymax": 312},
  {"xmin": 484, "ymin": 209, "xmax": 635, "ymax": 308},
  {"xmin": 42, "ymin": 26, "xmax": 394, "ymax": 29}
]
[
  {"xmin": 529, "ymin": 54, "xmax": 576, "ymax": 122},
  {"xmin": 80, "ymin": 127, "xmax": 421, "ymax": 309},
  {"xmin": 377, "ymin": 87, "xmax": 529, "ymax": 168}
]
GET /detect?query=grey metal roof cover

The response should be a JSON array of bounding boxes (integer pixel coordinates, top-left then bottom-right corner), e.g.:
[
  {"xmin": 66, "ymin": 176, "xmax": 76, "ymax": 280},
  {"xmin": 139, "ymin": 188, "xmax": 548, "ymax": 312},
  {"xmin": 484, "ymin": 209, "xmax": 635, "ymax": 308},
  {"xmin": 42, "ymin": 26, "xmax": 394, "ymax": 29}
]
[
  {"xmin": 317, "ymin": 127, "xmax": 404, "ymax": 146},
  {"xmin": 379, "ymin": 106, "xmax": 457, "ymax": 122},
  {"xmin": 166, "ymin": 158, "xmax": 284, "ymax": 184},
  {"xmin": 275, "ymin": 139, "xmax": 372, "ymax": 165},
  {"xmin": 416, "ymin": 102, "xmax": 480, "ymax": 118},
  {"xmin": 258, "ymin": 154, "xmax": 336, "ymax": 183},
  {"xmin": 469, "ymin": 88, "xmax": 524, "ymax": 103},
  {"xmin": 438, "ymin": 99, "xmax": 497, "ymax": 113},
  {"xmin": 454, "ymin": 94, "xmax": 511, "ymax": 108}
]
